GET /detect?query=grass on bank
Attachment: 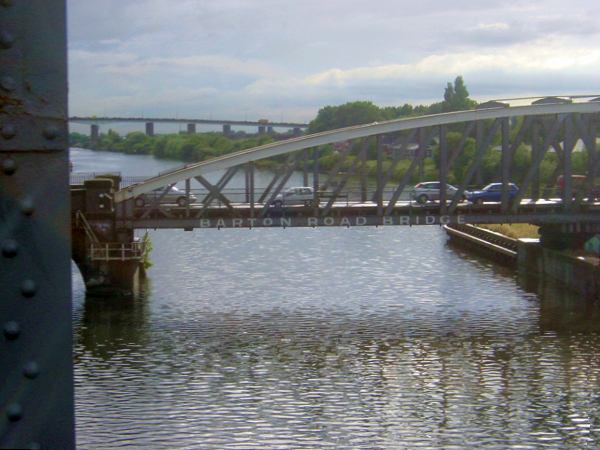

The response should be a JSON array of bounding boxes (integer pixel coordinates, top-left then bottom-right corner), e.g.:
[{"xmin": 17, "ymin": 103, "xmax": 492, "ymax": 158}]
[{"xmin": 478, "ymin": 224, "xmax": 540, "ymax": 239}]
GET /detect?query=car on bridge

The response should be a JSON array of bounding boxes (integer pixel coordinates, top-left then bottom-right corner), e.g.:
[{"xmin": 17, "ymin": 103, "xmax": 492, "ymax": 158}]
[
  {"xmin": 556, "ymin": 175, "xmax": 600, "ymax": 200},
  {"xmin": 411, "ymin": 181, "xmax": 466, "ymax": 204},
  {"xmin": 272, "ymin": 187, "xmax": 315, "ymax": 207},
  {"xmin": 134, "ymin": 186, "xmax": 197, "ymax": 207},
  {"xmin": 466, "ymin": 183, "xmax": 519, "ymax": 205}
]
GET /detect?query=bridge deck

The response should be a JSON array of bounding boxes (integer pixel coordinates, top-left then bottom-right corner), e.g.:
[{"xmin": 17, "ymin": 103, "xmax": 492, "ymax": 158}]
[{"xmin": 122, "ymin": 200, "xmax": 600, "ymax": 229}]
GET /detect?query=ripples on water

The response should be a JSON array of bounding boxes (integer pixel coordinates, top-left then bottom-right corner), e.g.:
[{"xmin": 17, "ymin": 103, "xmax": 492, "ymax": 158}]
[{"xmin": 72, "ymin": 226, "xmax": 600, "ymax": 449}]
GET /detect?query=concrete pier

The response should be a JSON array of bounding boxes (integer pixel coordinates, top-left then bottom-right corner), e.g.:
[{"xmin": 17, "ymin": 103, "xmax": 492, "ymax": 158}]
[
  {"xmin": 91, "ymin": 124, "xmax": 99, "ymax": 143},
  {"xmin": 71, "ymin": 176, "xmax": 145, "ymax": 297},
  {"xmin": 145, "ymin": 122, "xmax": 154, "ymax": 136},
  {"xmin": 187, "ymin": 123, "xmax": 196, "ymax": 134}
]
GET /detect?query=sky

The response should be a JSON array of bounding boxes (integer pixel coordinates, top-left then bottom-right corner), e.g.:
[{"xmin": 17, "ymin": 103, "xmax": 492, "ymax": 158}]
[{"xmin": 68, "ymin": 0, "xmax": 600, "ymax": 124}]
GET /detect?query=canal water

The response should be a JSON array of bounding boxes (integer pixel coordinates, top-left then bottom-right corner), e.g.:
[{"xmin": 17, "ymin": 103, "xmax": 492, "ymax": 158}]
[{"xmin": 71, "ymin": 148, "xmax": 600, "ymax": 449}]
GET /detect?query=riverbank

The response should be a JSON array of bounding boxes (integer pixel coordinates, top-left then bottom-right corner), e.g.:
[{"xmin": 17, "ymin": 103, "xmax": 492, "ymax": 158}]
[
  {"xmin": 70, "ymin": 131, "xmax": 282, "ymax": 170},
  {"xmin": 445, "ymin": 224, "xmax": 599, "ymax": 299},
  {"xmin": 70, "ymin": 130, "xmax": 439, "ymax": 185}
]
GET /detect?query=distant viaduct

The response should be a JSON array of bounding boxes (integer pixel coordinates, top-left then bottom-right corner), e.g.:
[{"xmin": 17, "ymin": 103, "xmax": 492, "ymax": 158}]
[{"xmin": 69, "ymin": 116, "xmax": 309, "ymax": 138}]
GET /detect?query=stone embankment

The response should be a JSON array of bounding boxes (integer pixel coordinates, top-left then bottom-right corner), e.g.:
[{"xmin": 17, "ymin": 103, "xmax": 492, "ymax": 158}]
[
  {"xmin": 444, "ymin": 224, "xmax": 599, "ymax": 299},
  {"xmin": 444, "ymin": 224, "xmax": 518, "ymax": 264}
]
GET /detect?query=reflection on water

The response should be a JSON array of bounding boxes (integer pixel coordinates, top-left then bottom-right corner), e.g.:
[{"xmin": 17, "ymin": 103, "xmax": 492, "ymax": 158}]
[
  {"xmin": 73, "ymin": 227, "xmax": 600, "ymax": 449},
  {"xmin": 71, "ymin": 148, "xmax": 600, "ymax": 448}
]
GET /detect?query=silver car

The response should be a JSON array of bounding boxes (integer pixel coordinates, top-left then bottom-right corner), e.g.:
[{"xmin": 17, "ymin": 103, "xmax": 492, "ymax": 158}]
[
  {"xmin": 272, "ymin": 186, "xmax": 314, "ymax": 207},
  {"xmin": 411, "ymin": 181, "xmax": 465, "ymax": 204},
  {"xmin": 134, "ymin": 186, "xmax": 197, "ymax": 207}
]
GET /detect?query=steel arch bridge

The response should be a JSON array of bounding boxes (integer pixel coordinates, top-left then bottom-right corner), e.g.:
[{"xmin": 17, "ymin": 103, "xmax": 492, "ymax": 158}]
[{"xmin": 105, "ymin": 99, "xmax": 600, "ymax": 230}]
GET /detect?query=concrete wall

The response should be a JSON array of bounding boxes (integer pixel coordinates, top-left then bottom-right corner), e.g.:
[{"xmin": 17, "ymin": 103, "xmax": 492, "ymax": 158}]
[{"xmin": 518, "ymin": 240, "xmax": 600, "ymax": 299}]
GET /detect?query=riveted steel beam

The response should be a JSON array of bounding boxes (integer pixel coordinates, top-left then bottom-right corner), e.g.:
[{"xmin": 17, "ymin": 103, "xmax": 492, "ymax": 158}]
[{"xmin": 0, "ymin": 1, "xmax": 74, "ymax": 448}]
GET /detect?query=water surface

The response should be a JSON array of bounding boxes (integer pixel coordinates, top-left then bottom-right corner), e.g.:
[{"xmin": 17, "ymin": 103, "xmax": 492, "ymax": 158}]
[{"xmin": 71, "ymin": 148, "xmax": 600, "ymax": 449}]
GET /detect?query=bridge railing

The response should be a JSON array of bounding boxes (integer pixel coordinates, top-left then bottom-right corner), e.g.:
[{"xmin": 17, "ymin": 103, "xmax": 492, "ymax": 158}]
[
  {"xmin": 128, "ymin": 185, "xmax": 572, "ymax": 207},
  {"xmin": 89, "ymin": 242, "xmax": 146, "ymax": 261}
]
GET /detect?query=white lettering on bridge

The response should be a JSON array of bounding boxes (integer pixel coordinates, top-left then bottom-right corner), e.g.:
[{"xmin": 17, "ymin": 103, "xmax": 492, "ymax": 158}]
[{"xmin": 192, "ymin": 215, "xmax": 466, "ymax": 228}]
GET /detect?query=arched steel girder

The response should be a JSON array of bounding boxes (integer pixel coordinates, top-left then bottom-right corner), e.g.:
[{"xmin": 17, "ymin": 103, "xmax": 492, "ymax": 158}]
[{"xmin": 114, "ymin": 101, "xmax": 600, "ymax": 203}]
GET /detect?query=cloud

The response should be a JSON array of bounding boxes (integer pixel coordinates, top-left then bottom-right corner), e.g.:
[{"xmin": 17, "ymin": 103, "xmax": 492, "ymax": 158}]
[
  {"xmin": 67, "ymin": 0, "xmax": 600, "ymax": 121},
  {"xmin": 248, "ymin": 37, "xmax": 600, "ymax": 91}
]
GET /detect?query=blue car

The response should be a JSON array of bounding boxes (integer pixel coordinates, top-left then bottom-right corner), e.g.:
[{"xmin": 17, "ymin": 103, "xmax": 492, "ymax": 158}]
[{"xmin": 467, "ymin": 183, "xmax": 519, "ymax": 205}]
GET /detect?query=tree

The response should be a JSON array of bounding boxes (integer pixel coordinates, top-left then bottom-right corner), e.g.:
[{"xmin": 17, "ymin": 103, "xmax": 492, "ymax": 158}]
[
  {"xmin": 308, "ymin": 101, "xmax": 383, "ymax": 133},
  {"xmin": 442, "ymin": 76, "xmax": 477, "ymax": 112}
]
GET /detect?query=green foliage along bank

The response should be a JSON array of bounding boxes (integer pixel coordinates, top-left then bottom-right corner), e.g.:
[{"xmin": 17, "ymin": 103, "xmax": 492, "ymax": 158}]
[
  {"xmin": 307, "ymin": 76, "xmax": 475, "ymax": 133},
  {"xmin": 70, "ymin": 130, "xmax": 277, "ymax": 167}
]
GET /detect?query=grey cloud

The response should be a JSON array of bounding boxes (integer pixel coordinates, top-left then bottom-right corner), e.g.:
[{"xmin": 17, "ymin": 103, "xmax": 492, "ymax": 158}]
[{"xmin": 67, "ymin": 0, "xmax": 600, "ymax": 121}]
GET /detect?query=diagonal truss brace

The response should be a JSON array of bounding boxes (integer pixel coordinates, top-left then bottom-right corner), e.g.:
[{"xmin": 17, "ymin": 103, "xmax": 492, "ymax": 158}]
[
  {"xmin": 372, "ymin": 129, "xmax": 418, "ymax": 203},
  {"xmin": 385, "ymin": 127, "xmax": 436, "ymax": 215},
  {"xmin": 510, "ymin": 114, "xmax": 567, "ymax": 213},
  {"xmin": 447, "ymin": 119, "xmax": 501, "ymax": 213},
  {"xmin": 195, "ymin": 167, "xmax": 238, "ymax": 213},
  {"xmin": 321, "ymin": 143, "xmax": 369, "ymax": 215},
  {"xmin": 139, "ymin": 182, "xmax": 177, "ymax": 219}
]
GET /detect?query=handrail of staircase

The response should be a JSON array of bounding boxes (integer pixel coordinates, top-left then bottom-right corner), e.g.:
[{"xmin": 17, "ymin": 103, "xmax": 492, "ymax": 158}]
[{"xmin": 75, "ymin": 210, "xmax": 100, "ymax": 244}]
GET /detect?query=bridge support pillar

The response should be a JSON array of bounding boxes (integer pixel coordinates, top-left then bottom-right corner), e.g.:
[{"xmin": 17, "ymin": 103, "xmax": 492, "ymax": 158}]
[
  {"xmin": 293, "ymin": 127, "xmax": 302, "ymax": 137},
  {"xmin": 72, "ymin": 178, "xmax": 145, "ymax": 297},
  {"xmin": 73, "ymin": 233, "xmax": 144, "ymax": 297},
  {"xmin": 145, "ymin": 121, "xmax": 154, "ymax": 136},
  {"xmin": 258, "ymin": 125, "xmax": 266, "ymax": 134},
  {"xmin": 223, "ymin": 124, "xmax": 231, "ymax": 136},
  {"xmin": 91, "ymin": 124, "xmax": 99, "ymax": 143},
  {"xmin": 538, "ymin": 224, "xmax": 597, "ymax": 251},
  {"xmin": 187, "ymin": 123, "xmax": 196, "ymax": 134},
  {"xmin": 267, "ymin": 126, "xmax": 274, "ymax": 134}
]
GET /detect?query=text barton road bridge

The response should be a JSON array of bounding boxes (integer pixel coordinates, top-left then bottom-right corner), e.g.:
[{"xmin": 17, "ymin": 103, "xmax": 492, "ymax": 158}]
[
  {"xmin": 69, "ymin": 116, "xmax": 308, "ymax": 137},
  {"xmin": 71, "ymin": 98, "xmax": 600, "ymax": 295}
]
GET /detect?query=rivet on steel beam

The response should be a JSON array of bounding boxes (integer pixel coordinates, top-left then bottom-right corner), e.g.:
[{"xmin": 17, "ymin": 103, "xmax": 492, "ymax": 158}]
[
  {"xmin": 21, "ymin": 197, "xmax": 35, "ymax": 216},
  {"xmin": 2, "ymin": 238, "xmax": 18, "ymax": 257},
  {"xmin": 23, "ymin": 361, "xmax": 40, "ymax": 379},
  {"xmin": 0, "ymin": 76, "xmax": 15, "ymax": 91},
  {"xmin": 43, "ymin": 125, "xmax": 60, "ymax": 140},
  {"xmin": 2, "ymin": 157, "xmax": 16, "ymax": 174},
  {"xmin": 0, "ymin": 30, "xmax": 14, "ymax": 49},
  {"xmin": 4, "ymin": 321, "xmax": 20, "ymax": 340},
  {"xmin": 1, "ymin": 124, "xmax": 16, "ymax": 139},
  {"xmin": 6, "ymin": 403, "xmax": 22, "ymax": 422},
  {"xmin": 21, "ymin": 279, "xmax": 37, "ymax": 298}
]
